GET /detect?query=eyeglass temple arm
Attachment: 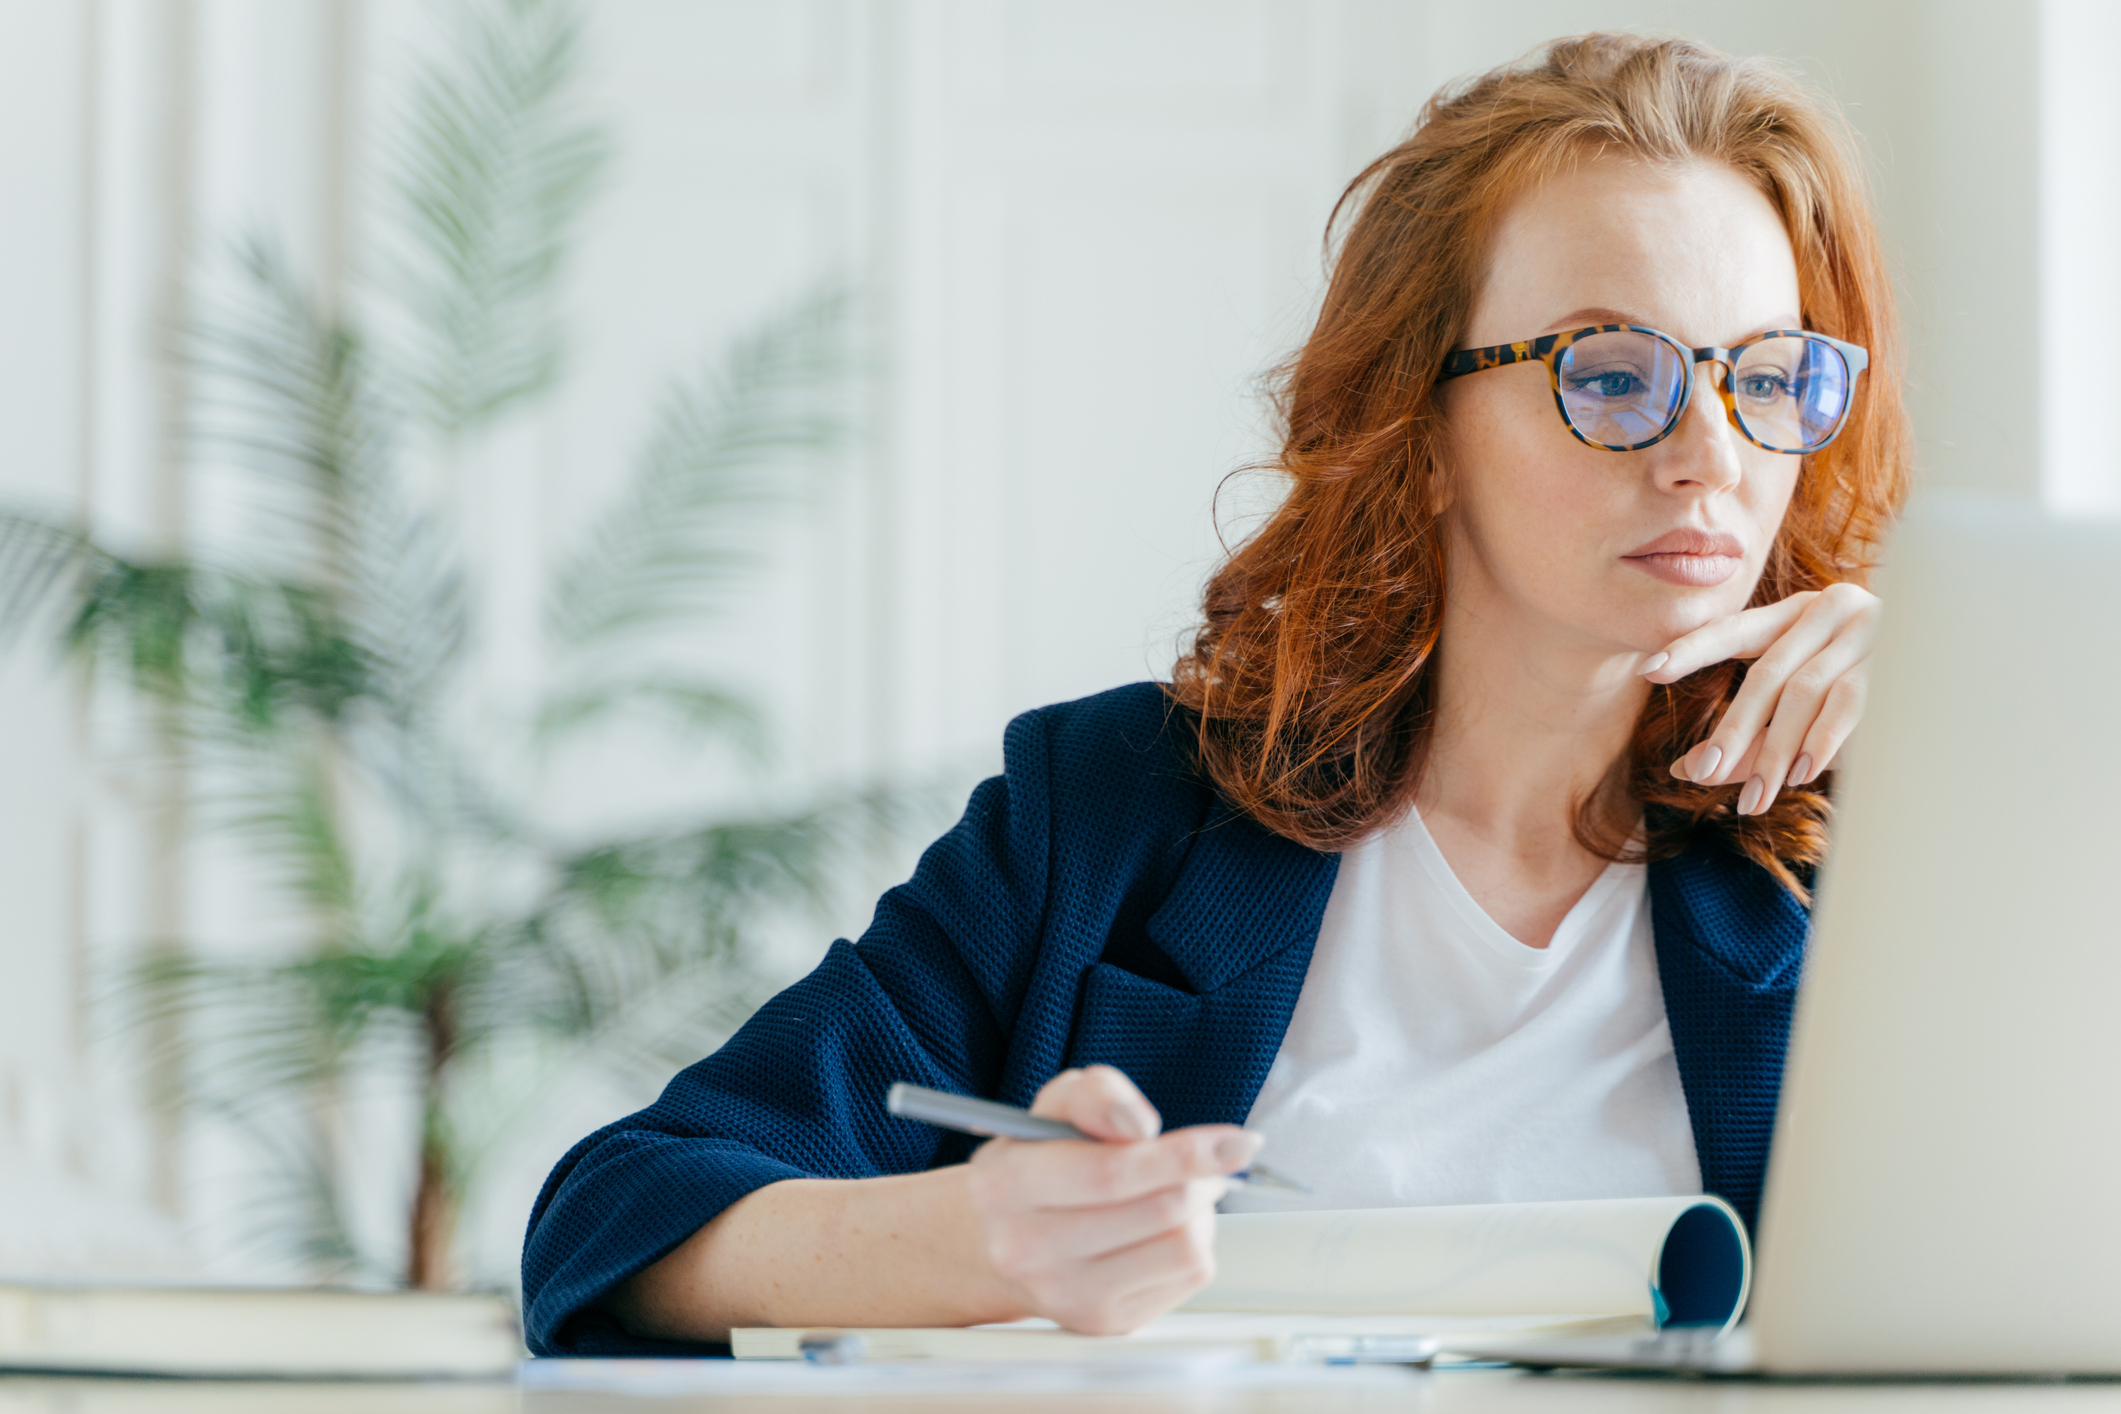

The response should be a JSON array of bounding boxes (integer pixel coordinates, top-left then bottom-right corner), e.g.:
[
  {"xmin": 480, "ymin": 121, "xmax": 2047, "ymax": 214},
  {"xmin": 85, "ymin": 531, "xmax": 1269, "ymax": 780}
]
[
  {"xmin": 1437, "ymin": 339, "xmax": 1545, "ymax": 382},
  {"xmin": 1825, "ymin": 335, "xmax": 1870, "ymax": 376}
]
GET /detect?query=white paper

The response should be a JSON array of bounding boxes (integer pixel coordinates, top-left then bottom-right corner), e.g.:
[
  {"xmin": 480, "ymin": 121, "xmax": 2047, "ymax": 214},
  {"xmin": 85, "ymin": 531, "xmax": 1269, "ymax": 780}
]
[{"xmin": 731, "ymin": 1311, "xmax": 1644, "ymax": 1363}]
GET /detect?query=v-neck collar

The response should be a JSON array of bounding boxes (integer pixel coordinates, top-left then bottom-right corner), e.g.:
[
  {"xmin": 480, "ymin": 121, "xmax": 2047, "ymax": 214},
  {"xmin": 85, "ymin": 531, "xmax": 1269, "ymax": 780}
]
[{"xmin": 1388, "ymin": 808, "xmax": 1645, "ymax": 966}]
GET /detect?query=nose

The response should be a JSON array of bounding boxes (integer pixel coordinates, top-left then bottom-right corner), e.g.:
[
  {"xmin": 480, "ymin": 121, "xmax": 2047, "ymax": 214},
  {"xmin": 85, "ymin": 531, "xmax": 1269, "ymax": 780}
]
[{"xmin": 1652, "ymin": 362, "xmax": 1745, "ymax": 495}]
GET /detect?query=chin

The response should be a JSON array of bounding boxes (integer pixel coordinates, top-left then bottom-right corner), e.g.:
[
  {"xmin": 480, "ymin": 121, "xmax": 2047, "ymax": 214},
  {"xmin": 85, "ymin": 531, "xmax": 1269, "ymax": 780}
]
[{"xmin": 1613, "ymin": 588, "xmax": 1736, "ymax": 654}]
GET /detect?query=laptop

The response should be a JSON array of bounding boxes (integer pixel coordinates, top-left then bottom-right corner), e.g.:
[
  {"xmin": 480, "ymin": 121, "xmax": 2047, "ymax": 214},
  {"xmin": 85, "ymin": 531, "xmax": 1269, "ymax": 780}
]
[{"xmin": 1476, "ymin": 495, "xmax": 2121, "ymax": 1377}]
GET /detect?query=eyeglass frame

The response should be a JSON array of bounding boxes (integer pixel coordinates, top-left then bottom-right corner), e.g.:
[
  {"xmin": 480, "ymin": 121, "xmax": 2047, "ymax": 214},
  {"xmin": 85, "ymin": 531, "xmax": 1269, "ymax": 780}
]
[{"xmin": 1435, "ymin": 324, "xmax": 1871, "ymax": 454}]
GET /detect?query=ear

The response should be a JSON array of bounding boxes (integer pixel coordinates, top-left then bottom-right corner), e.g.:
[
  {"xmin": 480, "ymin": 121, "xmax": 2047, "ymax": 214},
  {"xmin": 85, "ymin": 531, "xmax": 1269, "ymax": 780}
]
[
  {"xmin": 1418, "ymin": 406, "xmax": 1458, "ymax": 518},
  {"xmin": 1427, "ymin": 467, "xmax": 1457, "ymax": 517}
]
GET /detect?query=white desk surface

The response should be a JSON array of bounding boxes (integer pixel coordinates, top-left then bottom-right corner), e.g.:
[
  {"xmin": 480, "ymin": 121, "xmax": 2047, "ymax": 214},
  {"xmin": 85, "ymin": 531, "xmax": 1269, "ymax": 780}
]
[{"xmin": 7, "ymin": 1370, "xmax": 2121, "ymax": 1412}]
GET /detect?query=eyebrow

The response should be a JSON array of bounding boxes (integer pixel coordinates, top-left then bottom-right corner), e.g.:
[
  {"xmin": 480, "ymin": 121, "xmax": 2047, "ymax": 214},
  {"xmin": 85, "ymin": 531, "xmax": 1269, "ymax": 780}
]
[
  {"xmin": 1545, "ymin": 306, "xmax": 1640, "ymax": 331},
  {"xmin": 1538, "ymin": 308, "xmax": 1807, "ymax": 342}
]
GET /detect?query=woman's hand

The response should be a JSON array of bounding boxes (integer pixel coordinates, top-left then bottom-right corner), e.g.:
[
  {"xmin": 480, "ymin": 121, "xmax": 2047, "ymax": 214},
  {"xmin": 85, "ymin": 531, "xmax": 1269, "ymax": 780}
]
[
  {"xmin": 965, "ymin": 1064, "xmax": 1260, "ymax": 1336},
  {"xmin": 1639, "ymin": 582, "xmax": 1881, "ymax": 816}
]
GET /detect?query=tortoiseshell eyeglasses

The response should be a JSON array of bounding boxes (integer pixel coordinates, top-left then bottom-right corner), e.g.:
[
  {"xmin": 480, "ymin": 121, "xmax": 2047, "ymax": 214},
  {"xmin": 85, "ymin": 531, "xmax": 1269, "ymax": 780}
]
[{"xmin": 1437, "ymin": 324, "xmax": 1869, "ymax": 453}]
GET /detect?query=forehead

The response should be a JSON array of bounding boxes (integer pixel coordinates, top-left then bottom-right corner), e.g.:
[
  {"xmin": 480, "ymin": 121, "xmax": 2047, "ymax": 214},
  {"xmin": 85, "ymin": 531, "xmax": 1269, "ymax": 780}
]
[{"xmin": 1469, "ymin": 154, "xmax": 1801, "ymax": 347}]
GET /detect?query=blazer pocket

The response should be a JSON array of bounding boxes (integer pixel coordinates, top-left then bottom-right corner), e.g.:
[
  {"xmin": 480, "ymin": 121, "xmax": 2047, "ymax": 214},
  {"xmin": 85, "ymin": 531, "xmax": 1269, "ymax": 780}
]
[{"xmin": 1065, "ymin": 961, "xmax": 1209, "ymax": 1108}]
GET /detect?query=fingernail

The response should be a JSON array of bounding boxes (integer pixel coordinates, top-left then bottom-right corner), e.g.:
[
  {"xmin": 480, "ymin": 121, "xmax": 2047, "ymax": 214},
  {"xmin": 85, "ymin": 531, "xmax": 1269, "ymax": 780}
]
[
  {"xmin": 1689, "ymin": 745, "xmax": 1722, "ymax": 783},
  {"xmin": 1213, "ymin": 1132, "xmax": 1264, "ymax": 1169},
  {"xmin": 1787, "ymin": 754, "xmax": 1812, "ymax": 788},
  {"xmin": 1737, "ymin": 777, "xmax": 1765, "ymax": 815},
  {"xmin": 1638, "ymin": 652, "xmax": 1669, "ymax": 677},
  {"xmin": 1107, "ymin": 1104, "xmax": 1156, "ymax": 1141}
]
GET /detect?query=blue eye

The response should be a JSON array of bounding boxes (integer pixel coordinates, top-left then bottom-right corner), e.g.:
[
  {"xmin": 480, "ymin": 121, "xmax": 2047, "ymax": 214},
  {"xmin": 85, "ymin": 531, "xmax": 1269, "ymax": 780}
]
[
  {"xmin": 1738, "ymin": 372, "xmax": 1790, "ymax": 401},
  {"xmin": 1568, "ymin": 369, "xmax": 1647, "ymax": 399}
]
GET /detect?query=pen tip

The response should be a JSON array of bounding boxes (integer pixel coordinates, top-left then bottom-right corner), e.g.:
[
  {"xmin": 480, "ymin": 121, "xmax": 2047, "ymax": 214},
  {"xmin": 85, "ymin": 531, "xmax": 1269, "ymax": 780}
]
[{"xmin": 1239, "ymin": 1163, "xmax": 1311, "ymax": 1195}]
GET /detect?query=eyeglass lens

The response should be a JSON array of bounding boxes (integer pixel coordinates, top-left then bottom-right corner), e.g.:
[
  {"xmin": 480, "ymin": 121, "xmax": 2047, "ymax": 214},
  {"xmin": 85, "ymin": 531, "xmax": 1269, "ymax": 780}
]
[
  {"xmin": 1555, "ymin": 330, "xmax": 1851, "ymax": 451},
  {"xmin": 1729, "ymin": 336, "xmax": 1852, "ymax": 451},
  {"xmin": 1556, "ymin": 331, "xmax": 1688, "ymax": 448}
]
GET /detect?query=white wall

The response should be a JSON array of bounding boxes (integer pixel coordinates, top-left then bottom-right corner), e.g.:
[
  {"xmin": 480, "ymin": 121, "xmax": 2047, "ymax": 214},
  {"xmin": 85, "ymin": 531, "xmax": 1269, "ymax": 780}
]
[
  {"xmin": 0, "ymin": 0, "xmax": 2105, "ymax": 1285},
  {"xmin": 2040, "ymin": 0, "xmax": 2121, "ymax": 516}
]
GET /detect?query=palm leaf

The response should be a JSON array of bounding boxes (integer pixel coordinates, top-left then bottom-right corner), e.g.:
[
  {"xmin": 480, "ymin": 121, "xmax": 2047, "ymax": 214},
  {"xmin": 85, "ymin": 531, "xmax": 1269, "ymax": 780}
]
[
  {"xmin": 189, "ymin": 243, "xmax": 469, "ymax": 726},
  {"xmin": 532, "ymin": 676, "xmax": 768, "ymax": 757},
  {"xmin": 186, "ymin": 241, "xmax": 390, "ymax": 581},
  {"xmin": 388, "ymin": 0, "xmax": 609, "ymax": 437},
  {"xmin": 0, "ymin": 513, "xmax": 204, "ymax": 704},
  {"xmin": 128, "ymin": 952, "xmax": 354, "ymax": 1117},
  {"xmin": 194, "ymin": 1098, "xmax": 367, "ymax": 1283},
  {"xmin": 0, "ymin": 511, "xmax": 104, "ymax": 648},
  {"xmin": 127, "ymin": 893, "xmax": 485, "ymax": 1123},
  {"xmin": 544, "ymin": 286, "xmax": 854, "ymax": 655},
  {"xmin": 202, "ymin": 743, "xmax": 362, "ymax": 935},
  {"xmin": 486, "ymin": 782, "xmax": 931, "ymax": 1047}
]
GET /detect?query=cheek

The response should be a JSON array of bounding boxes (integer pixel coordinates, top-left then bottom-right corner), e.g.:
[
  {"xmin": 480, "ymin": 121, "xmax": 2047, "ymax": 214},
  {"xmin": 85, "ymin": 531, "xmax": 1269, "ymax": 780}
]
[
  {"xmin": 1738, "ymin": 453, "xmax": 1803, "ymax": 546},
  {"xmin": 1450, "ymin": 382, "xmax": 1618, "ymax": 569}
]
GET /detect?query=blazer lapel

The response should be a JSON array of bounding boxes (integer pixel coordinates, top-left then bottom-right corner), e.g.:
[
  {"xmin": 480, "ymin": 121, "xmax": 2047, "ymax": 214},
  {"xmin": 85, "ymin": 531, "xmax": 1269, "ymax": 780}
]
[
  {"xmin": 1144, "ymin": 808, "xmax": 1341, "ymax": 992},
  {"xmin": 1649, "ymin": 840, "xmax": 1811, "ymax": 1231},
  {"xmin": 1066, "ymin": 810, "xmax": 1339, "ymax": 1130}
]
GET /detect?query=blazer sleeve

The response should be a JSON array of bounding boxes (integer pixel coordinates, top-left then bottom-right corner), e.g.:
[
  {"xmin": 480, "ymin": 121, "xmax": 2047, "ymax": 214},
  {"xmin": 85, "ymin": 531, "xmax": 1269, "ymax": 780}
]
[{"xmin": 517, "ymin": 708, "xmax": 1059, "ymax": 1356}]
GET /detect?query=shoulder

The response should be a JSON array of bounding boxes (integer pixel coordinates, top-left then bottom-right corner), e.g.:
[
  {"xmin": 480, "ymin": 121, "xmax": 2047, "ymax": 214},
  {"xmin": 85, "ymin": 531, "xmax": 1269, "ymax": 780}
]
[
  {"xmin": 1007, "ymin": 680, "xmax": 1194, "ymax": 766},
  {"xmin": 999, "ymin": 682, "xmax": 1216, "ymax": 837}
]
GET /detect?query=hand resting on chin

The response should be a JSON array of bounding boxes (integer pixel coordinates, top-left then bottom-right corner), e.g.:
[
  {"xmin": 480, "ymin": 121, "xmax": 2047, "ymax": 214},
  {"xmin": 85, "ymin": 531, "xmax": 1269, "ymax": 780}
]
[{"xmin": 1642, "ymin": 581, "xmax": 1882, "ymax": 815}]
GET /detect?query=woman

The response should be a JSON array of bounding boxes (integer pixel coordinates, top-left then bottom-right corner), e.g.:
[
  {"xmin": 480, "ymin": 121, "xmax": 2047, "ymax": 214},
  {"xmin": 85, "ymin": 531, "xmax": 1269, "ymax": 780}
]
[{"xmin": 522, "ymin": 32, "xmax": 1908, "ymax": 1354}]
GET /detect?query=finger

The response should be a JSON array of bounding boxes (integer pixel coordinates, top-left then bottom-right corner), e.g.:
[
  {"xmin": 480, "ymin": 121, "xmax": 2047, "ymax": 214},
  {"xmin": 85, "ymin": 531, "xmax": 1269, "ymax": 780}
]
[
  {"xmin": 1022, "ymin": 1209, "xmax": 1218, "ymax": 1336},
  {"xmin": 1081, "ymin": 1209, "xmax": 1217, "ymax": 1305},
  {"xmin": 1045, "ymin": 1265, "xmax": 1211, "ymax": 1338},
  {"xmin": 1723, "ymin": 732, "xmax": 1764, "ymax": 790},
  {"xmin": 1730, "ymin": 636, "xmax": 1872, "ymax": 813},
  {"xmin": 977, "ymin": 1125, "xmax": 1260, "ymax": 1210},
  {"xmin": 1031, "ymin": 1065, "xmax": 1160, "ymax": 1141},
  {"xmin": 988, "ymin": 1176, "xmax": 1227, "ymax": 1275},
  {"xmin": 1716, "ymin": 618, "xmax": 1870, "ymax": 794},
  {"xmin": 1070, "ymin": 1271, "xmax": 1211, "ymax": 1338},
  {"xmin": 1793, "ymin": 672, "xmax": 1865, "ymax": 783},
  {"xmin": 1640, "ymin": 594, "xmax": 1814, "ymax": 683},
  {"xmin": 1675, "ymin": 602, "xmax": 1865, "ymax": 786}
]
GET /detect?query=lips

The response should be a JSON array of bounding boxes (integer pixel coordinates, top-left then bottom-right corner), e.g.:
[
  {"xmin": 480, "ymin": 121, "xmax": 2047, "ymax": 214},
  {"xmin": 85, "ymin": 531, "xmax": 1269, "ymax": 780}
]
[{"xmin": 1622, "ymin": 527, "xmax": 1745, "ymax": 587}]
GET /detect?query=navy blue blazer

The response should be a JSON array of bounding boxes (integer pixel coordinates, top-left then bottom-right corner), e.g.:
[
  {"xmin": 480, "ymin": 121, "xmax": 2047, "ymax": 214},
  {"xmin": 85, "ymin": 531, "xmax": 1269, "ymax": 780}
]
[{"xmin": 520, "ymin": 682, "xmax": 1808, "ymax": 1356}]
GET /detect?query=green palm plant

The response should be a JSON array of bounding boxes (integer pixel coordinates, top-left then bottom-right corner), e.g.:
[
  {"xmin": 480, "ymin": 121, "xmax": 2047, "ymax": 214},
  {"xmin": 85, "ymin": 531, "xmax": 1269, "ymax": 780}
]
[{"xmin": 0, "ymin": 0, "xmax": 898, "ymax": 1290}]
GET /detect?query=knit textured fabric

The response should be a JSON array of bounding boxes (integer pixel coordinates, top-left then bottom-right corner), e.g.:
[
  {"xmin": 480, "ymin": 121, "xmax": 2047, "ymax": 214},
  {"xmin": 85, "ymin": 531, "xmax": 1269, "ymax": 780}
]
[{"xmin": 520, "ymin": 682, "xmax": 1808, "ymax": 1355}]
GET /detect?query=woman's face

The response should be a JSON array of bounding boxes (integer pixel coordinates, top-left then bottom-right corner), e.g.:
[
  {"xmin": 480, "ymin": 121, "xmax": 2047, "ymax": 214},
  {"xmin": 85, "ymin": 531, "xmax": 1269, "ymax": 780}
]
[{"xmin": 1439, "ymin": 155, "xmax": 1804, "ymax": 658}]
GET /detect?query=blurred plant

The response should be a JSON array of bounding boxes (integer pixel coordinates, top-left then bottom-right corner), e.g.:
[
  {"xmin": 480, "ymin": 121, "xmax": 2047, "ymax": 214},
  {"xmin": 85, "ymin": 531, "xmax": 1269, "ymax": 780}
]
[{"xmin": 0, "ymin": 0, "xmax": 896, "ymax": 1290}]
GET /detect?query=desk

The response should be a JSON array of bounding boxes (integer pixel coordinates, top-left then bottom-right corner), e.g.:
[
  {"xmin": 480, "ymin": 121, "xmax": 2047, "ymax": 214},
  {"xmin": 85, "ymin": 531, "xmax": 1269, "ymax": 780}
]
[{"xmin": 7, "ymin": 1371, "xmax": 2121, "ymax": 1413}]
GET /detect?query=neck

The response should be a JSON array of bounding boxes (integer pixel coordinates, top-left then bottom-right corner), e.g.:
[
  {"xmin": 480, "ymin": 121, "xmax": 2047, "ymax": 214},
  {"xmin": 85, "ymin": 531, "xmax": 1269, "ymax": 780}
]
[{"xmin": 1417, "ymin": 544, "xmax": 1649, "ymax": 866}]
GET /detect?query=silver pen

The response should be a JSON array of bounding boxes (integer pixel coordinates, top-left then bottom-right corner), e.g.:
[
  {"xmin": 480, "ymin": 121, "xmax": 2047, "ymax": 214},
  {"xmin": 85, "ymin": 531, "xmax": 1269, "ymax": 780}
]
[{"xmin": 886, "ymin": 1081, "xmax": 1310, "ymax": 1194}]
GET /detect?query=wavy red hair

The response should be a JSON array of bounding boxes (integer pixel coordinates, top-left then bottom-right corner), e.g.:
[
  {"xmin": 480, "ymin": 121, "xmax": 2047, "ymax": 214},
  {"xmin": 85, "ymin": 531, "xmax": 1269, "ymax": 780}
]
[{"xmin": 1169, "ymin": 33, "xmax": 1912, "ymax": 897}]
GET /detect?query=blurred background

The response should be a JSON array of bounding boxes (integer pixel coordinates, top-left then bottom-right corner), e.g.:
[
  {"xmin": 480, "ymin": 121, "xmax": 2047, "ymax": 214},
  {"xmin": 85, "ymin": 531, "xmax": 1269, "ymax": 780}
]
[{"xmin": 0, "ymin": 0, "xmax": 2112, "ymax": 1298}]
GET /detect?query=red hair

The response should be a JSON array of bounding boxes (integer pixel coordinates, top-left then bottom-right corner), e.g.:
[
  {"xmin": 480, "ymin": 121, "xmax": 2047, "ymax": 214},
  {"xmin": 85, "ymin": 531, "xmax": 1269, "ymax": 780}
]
[{"xmin": 1169, "ymin": 33, "xmax": 1912, "ymax": 897}]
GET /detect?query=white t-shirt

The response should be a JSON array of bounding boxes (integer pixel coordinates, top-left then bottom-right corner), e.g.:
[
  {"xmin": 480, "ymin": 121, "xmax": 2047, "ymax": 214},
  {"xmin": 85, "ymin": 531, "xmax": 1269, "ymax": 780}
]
[{"xmin": 1221, "ymin": 808, "xmax": 1701, "ymax": 1214}]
